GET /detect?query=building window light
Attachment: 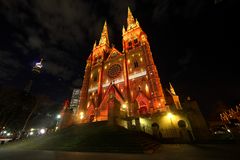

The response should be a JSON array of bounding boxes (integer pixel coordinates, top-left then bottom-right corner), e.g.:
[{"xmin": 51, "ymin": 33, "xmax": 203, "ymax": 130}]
[{"xmin": 145, "ymin": 84, "xmax": 149, "ymax": 94}]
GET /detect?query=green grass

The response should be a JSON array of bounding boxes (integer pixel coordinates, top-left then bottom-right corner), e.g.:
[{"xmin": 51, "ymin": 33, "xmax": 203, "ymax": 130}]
[{"xmin": 1, "ymin": 122, "xmax": 160, "ymax": 153}]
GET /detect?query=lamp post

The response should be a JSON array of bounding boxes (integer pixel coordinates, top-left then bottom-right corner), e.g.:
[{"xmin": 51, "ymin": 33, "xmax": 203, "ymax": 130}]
[
  {"xmin": 167, "ymin": 112, "xmax": 177, "ymax": 136},
  {"xmin": 122, "ymin": 102, "xmax": 128, "ymax": 118},
  {"xmin": 95, "ymin": 108, "xmax": 98, "ymax": 122},
  {"xmin": 167, "ymin": 112, "xmax": 173, "ymax": 125},
  {"xmin": 55, "ymin": 114, "xmax": 61, "ymax": 131},
  {"xmin": 79, "ymin": 111, "xmax": 84, "ymax": 121},
  {"xmin": 56, "ymin": 114, "xmax": 61, "ymax": 119}
]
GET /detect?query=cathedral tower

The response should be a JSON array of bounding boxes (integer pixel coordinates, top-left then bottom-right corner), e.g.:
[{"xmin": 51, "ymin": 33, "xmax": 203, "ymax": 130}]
[{"xmin": 122, "ymin": 7, "xmax": 166, "ymax": 112}]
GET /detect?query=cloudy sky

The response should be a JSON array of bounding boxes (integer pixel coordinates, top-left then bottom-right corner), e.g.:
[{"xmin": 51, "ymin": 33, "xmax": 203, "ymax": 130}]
[{"xmin": 0, "ymin": 0, "xmax": 239, "ymax": 117}]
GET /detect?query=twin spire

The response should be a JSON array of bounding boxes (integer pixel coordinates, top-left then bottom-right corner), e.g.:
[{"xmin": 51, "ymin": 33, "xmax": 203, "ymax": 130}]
[
  {"xmin": 93, "ymin": 7, "xmax": 139, "ymax": 49},
  {"xmin": 98, "ymin": 21, "xmax": 109, "ymax": 46},
  {"xmin": 127, "ymin": 7, "xmax": 140, "ymax": 30},
  {"xmin": 123, "ymin": 7, "xmax": 140, "ymax": 34}
]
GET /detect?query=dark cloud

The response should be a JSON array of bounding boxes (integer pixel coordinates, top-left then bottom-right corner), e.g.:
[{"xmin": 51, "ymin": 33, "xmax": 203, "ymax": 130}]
[
  {"xmin": 32, "ymin": 0, "xmax": 101, "ymax": 45},
  {"xmin": 44, "ymin": 61, "xmax": 74, "ymax": 81},
  {"xmin": 72, "ymin": 78, "xmax": 83, "ymax": 88},
  {"xmin": 152, "ymin": 0, "xmax": 170, "ymax": 23},
  {"xmin": 0, "ymin": 50, "xmax": 24, "ymax": 80},
  {"xmin": 105, "ymin": 0, "xmax": 135, "ymax": 26},
  {"xmin": 178, "ymin": 50, "xmax": 193, "ymax": 66},
  {"xmin": 28, "ymin": 36, "xmax": 43, "ymax": 49}
]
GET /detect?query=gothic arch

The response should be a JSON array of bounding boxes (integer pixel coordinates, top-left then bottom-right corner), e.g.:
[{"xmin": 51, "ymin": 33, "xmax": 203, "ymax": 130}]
[
  {"xmin": 136, "ymin": 91, "xmax": 150, "ymax": 116},
  {"xmin": 151, "ymin": 123, "xmax": 162, "ymax": 139},
  {"xmin": 86, "ymin": 102, "xmax": 95, "ymax": 122}
]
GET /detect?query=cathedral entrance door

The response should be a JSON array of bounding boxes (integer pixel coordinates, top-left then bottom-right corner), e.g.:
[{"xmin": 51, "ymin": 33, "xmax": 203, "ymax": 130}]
[{"xmin": 139, "ymin": 101, "xmax": 147, "ymax": 115}]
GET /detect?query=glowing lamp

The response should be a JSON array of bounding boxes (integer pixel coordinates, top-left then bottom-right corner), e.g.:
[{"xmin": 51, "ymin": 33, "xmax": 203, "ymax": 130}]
[
  {"xmin": 29, "ymin": 131, "xmax": 34, "ymax": 136},
  {"xmin": 40, "ymin": 128, "xmax": 46, "ymax": 134},
  {"xmin": 167, "ymin": 112, "xmax": 173, "ymax": 119},
  {"xmin": 122, "ymin": 103, "xmax": 127, "ymax": 109},
  {"xmin": 56, "ymin": 114, "xmax": 61, "ymax": 119},
  {"xmin": 80, "ymin": 112, "xmax": 84, "ymax": 120}
]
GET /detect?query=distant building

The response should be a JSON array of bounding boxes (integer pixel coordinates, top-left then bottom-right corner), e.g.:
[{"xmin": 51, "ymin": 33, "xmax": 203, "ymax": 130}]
[
  {"xmin": 59, "ymin": 99, "xmax": 73, "ymax": 129},
  {"xmin": 69, "ymin": 89, "xmax": 80, "ymax": 114},
  {"xmin": 182, "ymin": 97, "xmax": 210, "ymax": 142}
]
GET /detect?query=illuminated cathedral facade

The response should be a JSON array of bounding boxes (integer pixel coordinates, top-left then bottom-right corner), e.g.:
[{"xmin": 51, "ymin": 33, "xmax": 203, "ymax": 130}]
[
  {"xmin": 78, "ymin": 8, "xmax": 166, "ymax": 122},
  {"xmin": 70, "ymin": 8, "xmax": 209, "ymax": 142}
]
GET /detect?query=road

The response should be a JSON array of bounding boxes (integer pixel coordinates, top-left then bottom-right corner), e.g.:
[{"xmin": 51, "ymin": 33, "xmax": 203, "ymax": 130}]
[{"xmin": 0, "ymin": 144, "xmax": 239, "ymax": 160}]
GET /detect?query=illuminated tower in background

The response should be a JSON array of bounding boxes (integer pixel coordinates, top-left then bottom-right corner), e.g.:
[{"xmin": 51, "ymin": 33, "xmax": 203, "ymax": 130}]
[
  {"xmin": 77, "ymin": 7, "xmax": 166, "ymax": 122},
  {"xmin": 20, "ymin": 58, "xmax": 44, "ymax": 137},
  {"xmin": 24, "ymin": 58, "xmax": 43, "ymax": 95}
]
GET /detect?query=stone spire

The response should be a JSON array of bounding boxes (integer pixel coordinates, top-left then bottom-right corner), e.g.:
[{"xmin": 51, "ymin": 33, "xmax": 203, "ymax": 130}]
[
  {"xmin": 99, "ymin": 21, "xmax": 109, "ymax": 46},
  {"xmin": 127, "ymin": 7, "xmax": 138, "ymax": 30},
  {"xmin": 169, "ymin": 82, "xmax": 176, "ymax": 95}
]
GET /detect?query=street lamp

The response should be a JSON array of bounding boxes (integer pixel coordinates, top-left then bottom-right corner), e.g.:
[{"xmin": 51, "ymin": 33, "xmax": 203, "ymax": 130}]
[
  {"xmin": 56, "ymin": 114, "xmax": 61, "ymax": 119},
  {"xmin": 40, "ymin": 128, "xmax": 46, "ymax": 135},
  {"xmin": 167, "ymin": 112, "xmax": 173, "ymax": 120},
  {"xmin": 167, "ymin": 112, "xmax": 174, "ymax": 125},
  {"xmin": 80, "ymin": 112, "xmax": 84, "ymax": 120},
  {"xmin": 167, "ymin": 112, "xmax": 177, "ymax": 136},
  {"xmin": 122, "ymin": 102, "xmax": 128, "ymax": 117},
  {"xmin": 122, "ymin": 103, "xmax": 127, "ymax": 109}
]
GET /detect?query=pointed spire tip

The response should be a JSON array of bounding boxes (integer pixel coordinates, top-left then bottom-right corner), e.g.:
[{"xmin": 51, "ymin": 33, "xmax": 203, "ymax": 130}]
[{"xmin": 99, "ymin": 20, "xmax": 109, "ymax": 46}]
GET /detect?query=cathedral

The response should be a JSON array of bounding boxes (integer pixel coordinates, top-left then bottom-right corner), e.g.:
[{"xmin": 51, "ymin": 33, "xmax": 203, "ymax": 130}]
[
  {"xmin": 78, "ymin": 7, "xmax": 166, "ymax": 121},
  {"xmin": 65, "ymin": 7, "xmax": 209, "ymax": 142}
]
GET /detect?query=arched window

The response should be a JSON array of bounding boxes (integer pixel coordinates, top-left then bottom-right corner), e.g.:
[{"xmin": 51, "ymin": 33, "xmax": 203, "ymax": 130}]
[
  {"xmin": 134, "ymin": 38, "xmax": 138, "ymax": 44},
  {"xmin": 178, "ymin": 120, "xmax": 186, "ymax": 128},
  {"xmin": 134, "ymin": 60, "xmax": 138, "ymax": 68},
  {"xmin": 128, "ymin": 41, "xmax": 132, "ymax": 50},
  {"xmin": 128, "ymin": 41, "xmax": 132, "ymax": 46},
  {"xmin": 93, "ymin": 73, "xmax": 98, "ymax": 82}
]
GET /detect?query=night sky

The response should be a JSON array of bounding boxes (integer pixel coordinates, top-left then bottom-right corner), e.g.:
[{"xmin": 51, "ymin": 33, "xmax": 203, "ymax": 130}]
[{"xmin": 0, "ymin": 0, "xmax": 239, "ymax": 120}]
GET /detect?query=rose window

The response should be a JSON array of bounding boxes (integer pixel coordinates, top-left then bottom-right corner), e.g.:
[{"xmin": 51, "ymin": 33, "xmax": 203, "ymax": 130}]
[{"xmin": 108, "ymin": 64, "xmax": 122, "ymax": 78}]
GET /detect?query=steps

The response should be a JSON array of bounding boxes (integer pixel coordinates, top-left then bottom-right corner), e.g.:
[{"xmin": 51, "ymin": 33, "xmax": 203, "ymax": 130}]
[{"xmin": 3, "ymin": 122, "xmax": 160, "ymax": 153}]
